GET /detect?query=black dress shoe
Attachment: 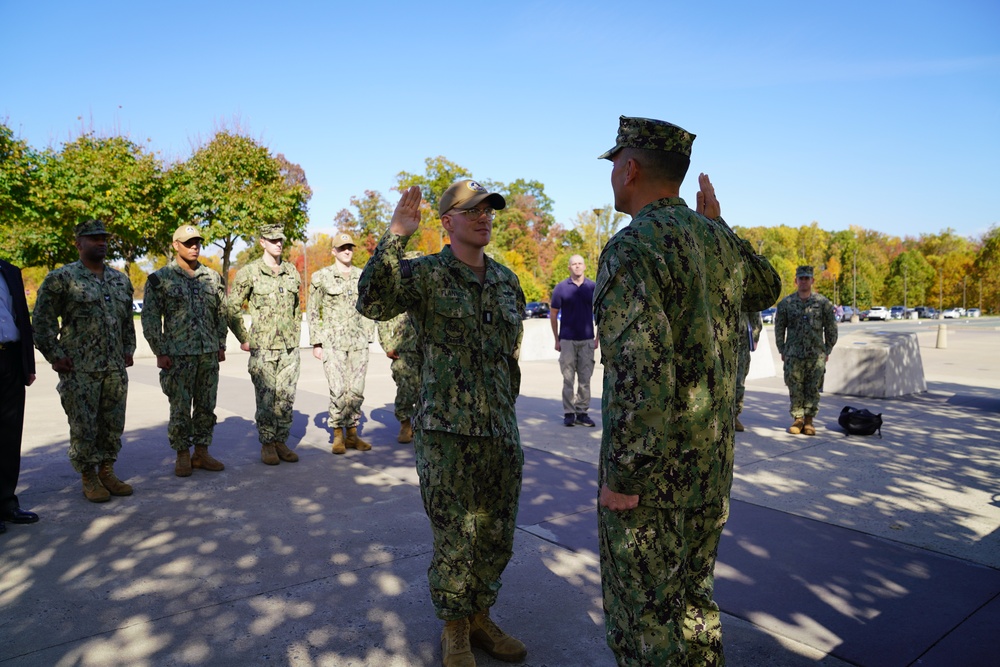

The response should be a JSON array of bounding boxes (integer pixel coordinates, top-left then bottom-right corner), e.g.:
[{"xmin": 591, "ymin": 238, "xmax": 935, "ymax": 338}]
[
  {"xmin": 0, "ymin": 520, "xmax": 6, "ymax": 534},
  {"xmin": 3, "ymin": 508, "xmax": 39, "ymax": 524}
]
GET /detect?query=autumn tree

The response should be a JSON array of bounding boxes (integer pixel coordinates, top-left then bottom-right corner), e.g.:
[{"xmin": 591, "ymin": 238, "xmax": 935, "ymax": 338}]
[{"xmin": 171, "ymin": 131, "xmax": 310, "ymax": 286}]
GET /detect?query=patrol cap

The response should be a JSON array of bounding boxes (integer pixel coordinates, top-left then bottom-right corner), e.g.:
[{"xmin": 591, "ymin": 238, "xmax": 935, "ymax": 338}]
[
  {"xmin": 333, "ymin": 232, "xmax": 355, "ymax": 249},
  {"xmin": 598, "ymin": 115, "xmax": 696, "ymax": 160},
  {"xmin": 259, "ymin": 223, "xmax": 286, "ymax": 240},
  {"xmin": 172, "ymin": 224, "xmax": 203, "ymax": 243},
  {"xmin": 796, "ymin": 265, "xmax": 814, "ymax": 278},
  {"xmin": 75, "ymin": 219, "xmax": 110, "ymax": 237},
  {"xmin": 438, "ymin": 179, "xmax": 506, "ymax": 217}
]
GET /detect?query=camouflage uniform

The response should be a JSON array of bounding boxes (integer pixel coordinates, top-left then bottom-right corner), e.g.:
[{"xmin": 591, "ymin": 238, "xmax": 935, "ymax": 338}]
[
  {"xmin": 308, "ymin": 264, "xmax": 375, "ymax": 428},
  {"xmin": 33, "ymin": 262, "xmax": 136, "ymax": 472},
  {"xmin": 376, "ymin": 311, "xmax": 420, "ymax": 422},
  {"xmin": 595, "ymin": 112, "xmax": 782, "ymax": 667},
  {"xmin": 735, "ymin": 311, "xmax": 763, "ymax": 415},
  {"xmin": 357, "ymin": 232, "xmax": 525, "ymax": 621},
  {"xmin": 774, "ymin": 290, "xmax": 838, "ymax": 418},
  {"xmin": 142, "ymin": 259, "xmax": 228, "ymax": 451},
  {"xmin": 228, "ymin": 257, "xmax": 301, "ymax": 445}
]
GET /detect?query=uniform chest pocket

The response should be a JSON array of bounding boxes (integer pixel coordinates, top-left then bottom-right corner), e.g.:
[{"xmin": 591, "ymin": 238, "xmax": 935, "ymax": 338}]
[
  {"xmin": 67, "ymin": 284, "xmax": 101, "ymax": 317},
  {"xmin": 430, "ymin": 293, "xmax": 475, "ymax": 346}
]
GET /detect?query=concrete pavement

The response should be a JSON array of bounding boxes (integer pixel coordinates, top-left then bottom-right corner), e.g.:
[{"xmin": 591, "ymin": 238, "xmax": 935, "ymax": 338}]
[{"xmin": 2, "ymin": 317, "xmax": 998, "ymax": 666}]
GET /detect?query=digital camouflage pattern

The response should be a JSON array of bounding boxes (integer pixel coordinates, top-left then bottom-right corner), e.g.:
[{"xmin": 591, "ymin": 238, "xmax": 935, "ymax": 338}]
[
  {"xmin": 774, "ymin": 291, "xmax": 838, "ymax": 419},
  {"xmin": 594, "ymin": 198, "xmax": 781, "ymax": 666},
  {"xmin": 773, "ymin": 291, "xmax": 837, "ymax": 359},
  {"xmin": 735, "ymin": 311, "xmax": 764, "ymax": 414},
  {"xmin": 142, "ymin": 260, "xmax": 228, "ymax": 451},
  {"xmin": 357, "ymin": 234, "xmax": 524, "ymax": 439},
  {"xmin": 594, "ymin": 201, "xmax": 780, "ymax": 507},
  {"xmin": 248, "ymin": 348, "xmax": 300, "ymax": 444},
  {"xmin": 598, "ymin": 115, "xmax": 696, "ymax": 160},
  {"xmin": 33, "ymin": 262, "xmax": 136, "ymax": 471},
  {"xmin": 308, "ymin": 264, "xmax": 374, "ymax": 352},
  {"xmin": 141, "ymin": 260, "xmax": 228, "ymax": 356},
  {"xmin": 414, "ymin": 429, "xmax": 522, "ymax": 620},
  {"xmin": 33, "ymin": 262, "xmax": 136, "ymax": 372},
  {"xmin": 309, "ymin": 264, "xmax": 374, "ymax": 428},
  {"xmin": 228, "ymin": 258, "xmax": 301, "ymax": 444},
  {"xmin": 157, "ymin": 353, "xmax": 219, "ymax": 450},
  {"xmin": 377, "ymin": 313, "xmax": 421, "ymax": 421},
  {"xmin": 357, "ymin": 231, "xmax": 525, "ymax": 620},
  {"xmin": 600, "ymin": 499, "xmax": 727, "ymax": 666},
  {"xmin": 227, "ymin": 258, "xmax": 301, "ymax": 351}
]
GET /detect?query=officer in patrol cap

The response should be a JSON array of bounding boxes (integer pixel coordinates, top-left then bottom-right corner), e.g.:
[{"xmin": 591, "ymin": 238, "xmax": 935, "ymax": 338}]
[
  {"xmin": 774, "ymin": 264, "xmax": 838, "ymax": 435},
  {"xmin": 33, "ymin": 218, "xmax": 138, "ymax": 502},
  {"xmin": 143, "ymin": 223, "xmax": 229, "ymax": 477},
  {"xmin": 595, "ymin": 115, "xmax": 782, "ymax": 665},
  {"xmin": 227, "ymin": 223, "xmax": 302, "ymax": 465},
  {"xmin": 358, "ymin": 181, "xmax": 528, "ymax": 667},
  {"xmin": 308, "ymin": 230, "xmax": 376, "ymax": 454}
]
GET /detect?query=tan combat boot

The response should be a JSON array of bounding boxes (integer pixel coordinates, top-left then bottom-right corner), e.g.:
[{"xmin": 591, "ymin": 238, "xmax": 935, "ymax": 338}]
[
  {"xmin": 81, "ymin": 467, "xmax": 111, "ymax": 503},
  {"xmin": 734, "ymin": 415, "xmax": 745, "ymax": 432},
  {"xmin": 346, "ymin": 426, "xmax": 371, "ymax": 451},
  {"xmin": 802, "ymin": 415, "xmax": 816, "ymax": 436},
  {"xmin": 192, "ymin": 446, "xmax": 225, "ymax": 471},
  {"xmin": 273, "ymin": 441, "xmax": 299, "ymax": 462},
  {"xmin": 261, "ymin": 443, "xmax": 279, "ymax": 465},
  {"xmin": 441, "ymin": 618, "xmax": 476, "ymax": 667},
  {"xmin": 469, "ymin": 610, "xmax": 527, "ymax": 662},
  {"xmin": 397, "ymin": 418, "xmax": 413, "ymax": 444},
  {"xmin": 331, "ymin": 428, "xmax": 346, "ymax": 455},
  {"xmin": 788, "ymin": 418, "xmax": 805, "ymax": 435},
  {"xmin": 175, "ymin": 448, "xmax": 193, "ymax": 477},
  {"xmin": 98, "ymin": 461, "xmax": 133, "ymax": 496}
]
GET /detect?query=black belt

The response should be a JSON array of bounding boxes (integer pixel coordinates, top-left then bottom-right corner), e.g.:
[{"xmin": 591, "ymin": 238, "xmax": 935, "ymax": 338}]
[{"xmin": 0, "ymin": 340, "xmax": 20, "ymax": 351}]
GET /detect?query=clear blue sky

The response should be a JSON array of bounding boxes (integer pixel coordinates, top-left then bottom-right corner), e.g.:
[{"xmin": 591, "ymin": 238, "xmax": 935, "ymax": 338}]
[{"xmin": 3, "ymin": 0, "xmax": 998, "ymax": 243}]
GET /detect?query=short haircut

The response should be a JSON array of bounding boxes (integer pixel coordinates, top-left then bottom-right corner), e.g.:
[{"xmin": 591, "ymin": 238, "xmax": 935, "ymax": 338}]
[{"xmin": 623, "ymin": 147, "xmax": 691, "ymax": 184}]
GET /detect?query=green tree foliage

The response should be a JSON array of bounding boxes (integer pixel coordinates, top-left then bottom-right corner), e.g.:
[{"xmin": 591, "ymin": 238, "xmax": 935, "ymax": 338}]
[
  {"xmin": 0, "ymin": 123, "xmax": 39, "ymax": 263},
  {"xmin": 171, "ymin": 131, "xmax": 311, "ymax": 285}
]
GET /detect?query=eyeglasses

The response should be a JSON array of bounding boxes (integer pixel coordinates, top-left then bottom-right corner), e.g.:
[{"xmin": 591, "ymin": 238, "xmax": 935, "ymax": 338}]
[
  {"xmin": 456, "ymin": 207, "xmax": 495, "ymax": 221},
  {"xmin": 335, "ymin": 245, "xmax": 355, "ymax": 252}
]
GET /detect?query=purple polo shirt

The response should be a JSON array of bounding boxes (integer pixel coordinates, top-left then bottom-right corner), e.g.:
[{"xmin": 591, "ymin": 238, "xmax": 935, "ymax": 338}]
[{"xmin": 551, "ymin": 277, "xmax": 596, "ymax": 341}]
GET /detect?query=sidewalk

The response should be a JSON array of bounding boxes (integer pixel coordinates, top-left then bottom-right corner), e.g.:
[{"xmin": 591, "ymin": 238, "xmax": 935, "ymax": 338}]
[{"xmin": 1, "ymin": 319, "xmax": 998, "ymax": 666}]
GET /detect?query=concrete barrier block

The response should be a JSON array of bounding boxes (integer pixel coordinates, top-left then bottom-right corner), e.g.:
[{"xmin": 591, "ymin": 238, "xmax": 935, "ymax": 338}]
[{"xmin": 825, "ymin": 331, "xmax": 926, "ymax": 398}]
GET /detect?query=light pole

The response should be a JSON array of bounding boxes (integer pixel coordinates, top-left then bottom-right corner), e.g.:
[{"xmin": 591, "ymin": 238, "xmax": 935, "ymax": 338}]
[
  {"xmin": 851, "ymin": 248, "xmax": 858, "ymax": 322},
  {"xmin": 903, "ymin": 264, "xmax": 908, "ymax": 310},
  {"xmin": 592, "ymin": 208, "xmax": 603, "ymax": 269}
]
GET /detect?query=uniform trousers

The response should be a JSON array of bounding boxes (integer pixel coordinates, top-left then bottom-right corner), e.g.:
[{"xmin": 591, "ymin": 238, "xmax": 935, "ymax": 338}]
[
  {"xmin": 159, "ymin": 352, "xmax": 220, "ymax": 450},
  {"xmin": 559, "ymin": 339, "xmax": 595, "ymax": 414},
  {"xmin": 389, "ymin": 351, "xmax": 420, "ymax": 421},
  {"xmin": 414, "ymin": 429, "xmax": 523, "ymax": 620},
  {"xmin": 0, "ymin": 343, "xmax": 26, "ymax": 513},
  {"xmin": 599, "ymin": 497, "xmax": 728, "ymax": 667},
  {"xmin": 248, "ymin": 347, "xmax": 300, "ymax": 445},
  {"xmin": 782, "ymin": 355, "xmax": 826, "ymax": 418},
  {"xmin": 321, "ymin": 347, "xmax": 369, "ymax": 428},
  {"xmin": 56, "ymin": 369, "xmax": 128, "ymax": 472}
]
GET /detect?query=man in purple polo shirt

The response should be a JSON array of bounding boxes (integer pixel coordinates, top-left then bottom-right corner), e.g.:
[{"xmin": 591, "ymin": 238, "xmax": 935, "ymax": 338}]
[{"xmin": 550, "ymin": 254, "xmax": 599, "ymax": 427}]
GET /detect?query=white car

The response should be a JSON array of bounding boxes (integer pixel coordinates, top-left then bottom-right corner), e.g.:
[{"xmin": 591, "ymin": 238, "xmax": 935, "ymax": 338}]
[
  {"xmin": 941, "ymin": 308, "xmax": 962, "ymax": 319},
  {"xmin": 967, "ymin": 308, "xmax": 982, "ymax": 317},
  {"xmin": 867, "ymin": 306, "xmax": 890, "ymax": 321}
]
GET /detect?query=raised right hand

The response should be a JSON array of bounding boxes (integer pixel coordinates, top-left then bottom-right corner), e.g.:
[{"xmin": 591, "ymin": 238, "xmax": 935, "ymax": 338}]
[{"xmin": 389, "ymin": 186, "xmax": 423, "ymax": 236}]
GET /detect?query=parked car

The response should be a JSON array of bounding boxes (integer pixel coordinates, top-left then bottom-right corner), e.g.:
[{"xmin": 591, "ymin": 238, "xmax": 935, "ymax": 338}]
[
  {"xmin": 913, "ymin": 306, "xmax": 938, "ymax": 319},
  {"xmin": 890, "ymin": 306, "xmax": 905, "ymax": 320},
  {"xmin": 941, "ymin": 308, "xmax": 962, "ymax": 319},
  {"xmin": 132, "ymin": 300, "xmax": 143, "ymax": 314},
  {"xmin": 761, "ymin": 307, "xmax": 777, "ymax": 324},
  {"xmin": 967, "ymin": 308, "xmax": 982, "ymax": 317},
  {"xmin": 523, "ymin": 301, "xmax": 550, "ymax": 319},
  {"xmin": 840, "ymin": 306, "xmax": 856, "ymax": 322},
  {"xmin": 867, "ymin": 306, "xmax": 890, "ymax": 321}
]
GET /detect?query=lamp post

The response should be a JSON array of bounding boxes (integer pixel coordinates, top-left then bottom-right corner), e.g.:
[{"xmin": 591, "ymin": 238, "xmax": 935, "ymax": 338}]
[
  {"xmin": 851, "ymin": 248, "xmax": 859, "ymax": 322},
  {"xmin": 592, "ymin": 208, "xmax": 603, "ymax": 269}
]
